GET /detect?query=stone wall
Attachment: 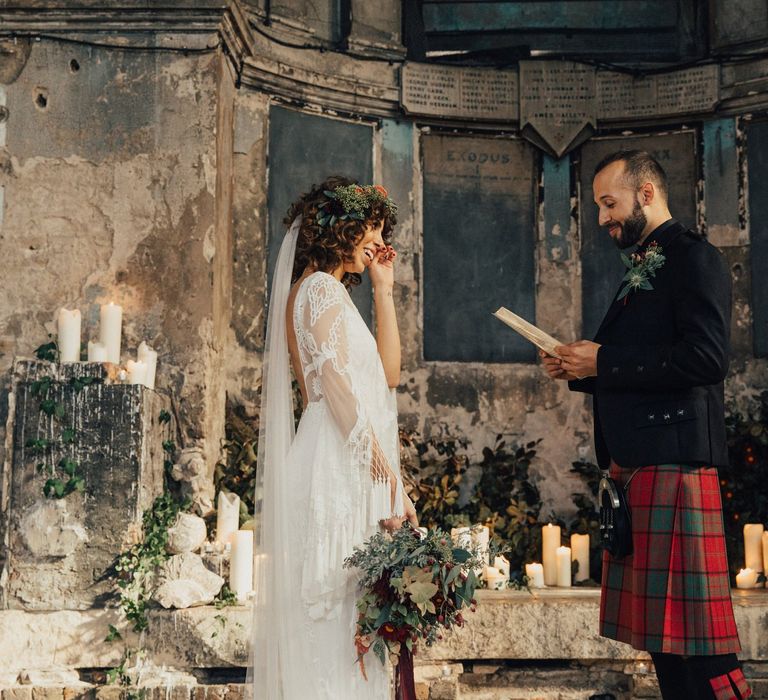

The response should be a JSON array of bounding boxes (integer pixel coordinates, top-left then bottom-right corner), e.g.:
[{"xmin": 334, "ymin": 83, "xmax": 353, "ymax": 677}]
[{"xmin": 0, "ymin": 34, "xmax": 231, "ymax": 504}]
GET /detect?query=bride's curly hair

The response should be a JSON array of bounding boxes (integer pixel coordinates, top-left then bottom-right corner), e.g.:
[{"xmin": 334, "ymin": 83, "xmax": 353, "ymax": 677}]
[{"xmin": 285, "ymin": 176, "xmax": 397, "ymax": 287}]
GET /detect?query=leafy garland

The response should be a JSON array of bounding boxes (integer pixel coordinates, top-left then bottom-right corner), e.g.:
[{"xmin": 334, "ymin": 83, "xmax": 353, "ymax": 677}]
[{"xmin": 316, "ymin": 184, "xmax": 397, "ymax": 228}]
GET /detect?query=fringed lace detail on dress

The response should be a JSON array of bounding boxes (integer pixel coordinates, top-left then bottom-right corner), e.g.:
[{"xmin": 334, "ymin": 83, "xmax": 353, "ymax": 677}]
[{"xmin": 295, "ymin": 272, "xmax": 404, "ymax": 619}]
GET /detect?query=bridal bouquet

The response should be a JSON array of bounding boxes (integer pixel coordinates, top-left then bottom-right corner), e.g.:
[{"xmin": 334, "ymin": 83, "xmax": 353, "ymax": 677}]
[{"xmin": 344, "ymin": 524, "xmax": 480, "ymax": 699}]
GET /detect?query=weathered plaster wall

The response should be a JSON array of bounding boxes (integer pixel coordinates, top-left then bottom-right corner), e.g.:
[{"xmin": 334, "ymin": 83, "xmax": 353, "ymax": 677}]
[{"xmin": 0, "ymin": 38, "xmax": 233, "ymax": 503}]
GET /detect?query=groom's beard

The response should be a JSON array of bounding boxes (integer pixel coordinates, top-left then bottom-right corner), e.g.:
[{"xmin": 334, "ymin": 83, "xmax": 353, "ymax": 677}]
[{"xmin": 610, "ymin": 201, "xmax": 647, "ymax": 249}]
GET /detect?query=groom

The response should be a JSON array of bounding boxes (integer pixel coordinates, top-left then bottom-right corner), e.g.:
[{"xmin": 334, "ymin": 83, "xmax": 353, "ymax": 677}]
[{"xmin": 541, "ymin": 150, "xmax": 751, "ymax": 699}]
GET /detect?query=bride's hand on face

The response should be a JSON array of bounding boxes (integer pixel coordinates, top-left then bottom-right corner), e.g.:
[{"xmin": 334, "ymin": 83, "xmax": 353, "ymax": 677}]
[{"xmin": 368, "ymin": 245, "xmax": 396, "ymax": 290}]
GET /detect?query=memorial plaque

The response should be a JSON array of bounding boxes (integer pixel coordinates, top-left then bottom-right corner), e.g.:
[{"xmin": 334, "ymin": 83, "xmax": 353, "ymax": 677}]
[
  {"xmin": 422, "ymin": 134, "xmax": 537, "ymax": 363},
  {"xmin": 519, "ymin": 61, "xmax": 597, "ymax": 158},
  {"xmin": 401, "ymin": 62, "xmax": 518, "ymax": 121},
  {"xmin": 579, "ymin": 131, "xmax": 698, "ymax": 340},
  {"xmin": 598, "ymin": 65, "xmax": 719, "ymax": 121}
]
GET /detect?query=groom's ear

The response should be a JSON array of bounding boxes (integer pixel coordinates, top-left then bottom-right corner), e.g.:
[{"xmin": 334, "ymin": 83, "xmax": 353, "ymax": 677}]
[{"xmin": 639, "ymin": 181, "xmax": 655, "ymax": 206}]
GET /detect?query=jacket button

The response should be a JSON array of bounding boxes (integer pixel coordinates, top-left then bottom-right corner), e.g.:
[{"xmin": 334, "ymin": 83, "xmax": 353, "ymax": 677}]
[
  {"xmin": 636, "ymin": 365, "xmax": 644, "ymax": 372},
  {"xmin": 612, "ymin": 367, "xmax": 619, "ymax": 374},
  {"xmin": 677, "ymin": 409, "xmax": 685, "ymax": 416},
  {"xmin": 648, "ymin": 414, "xmax": 655, "ymax": 421},
  {"xmin": 663, "ymin": 413, "xmax": 671, "ymax": 421}
]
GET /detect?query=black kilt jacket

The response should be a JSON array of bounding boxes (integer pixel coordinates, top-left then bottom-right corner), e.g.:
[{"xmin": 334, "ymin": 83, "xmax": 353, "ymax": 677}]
[{"xmin": 570, "ymin": 219, "xmax": 732, "ymax": 470}]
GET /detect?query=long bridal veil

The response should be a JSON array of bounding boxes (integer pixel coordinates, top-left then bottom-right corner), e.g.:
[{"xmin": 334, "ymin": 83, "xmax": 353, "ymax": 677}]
[{"xmin": 247, "ymin": 217, "xmax": 300, "ymax": 699}]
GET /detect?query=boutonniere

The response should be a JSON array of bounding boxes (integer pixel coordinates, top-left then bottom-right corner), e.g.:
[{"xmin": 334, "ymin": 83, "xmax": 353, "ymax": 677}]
[{"xmin": 617, "ymin": 241, "xmax": 666, "ymax": 301}]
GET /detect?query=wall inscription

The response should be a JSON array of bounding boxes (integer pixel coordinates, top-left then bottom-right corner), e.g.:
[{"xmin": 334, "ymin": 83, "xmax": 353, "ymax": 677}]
[
  {"xmin": 598, "ymin": 65, "xmax": 720, "ymax": 120},
  {"xmin": 401, "ymin": 63, "xmax": 519, "ymax": 121},
  {"xmin": 519, "ymin": 60, "xmax": 597, "ymax": 157}
]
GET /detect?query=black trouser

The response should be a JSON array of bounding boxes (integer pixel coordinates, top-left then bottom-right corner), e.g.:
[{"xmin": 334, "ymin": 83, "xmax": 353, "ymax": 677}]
[{"xmin": 650, "ymin": 652, "xmax": 749, "ymax": 699}]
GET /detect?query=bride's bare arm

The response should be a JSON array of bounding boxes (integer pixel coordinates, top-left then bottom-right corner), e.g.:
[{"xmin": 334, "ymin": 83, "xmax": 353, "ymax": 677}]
[{"xmin": 370, "ymin": 246, "xmax": 401, "ymax": 388}]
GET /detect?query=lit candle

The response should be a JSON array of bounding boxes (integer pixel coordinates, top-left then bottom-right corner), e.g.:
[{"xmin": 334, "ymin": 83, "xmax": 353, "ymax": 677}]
[
  {"xmin": 99, "ymin": 302, "xmax": 123, "ymax": 364},
  {"xmin": 137, "ymin": 341, "xmax": 158, "ymax": 390},
  {"xmin": 570, "ymin": 533, "xmax": 590, "ymax": 583},
  {"xmin": 744, "ymin": 524, "xmax": 764, "ymax": 572},
  {"xmin": 483, "ymin": 565, "xmax": 505, "ymax": 590},
  {"xmin": 735, "ymin": 567, "xmax": 759, "ymax": 589},
  {"xmin": 525, "ymin": 562, "xmax": 545, "ymax": 588},
  {"xmin": 87, "ymin": 340, "xmax": 108, "ymax": 362},
  {"xmin": 494, "ymin": 555, "xmax": 510, "ymax": 579},
  {"xmin": 763, "ymin": 532, "xmax": 768, "ymax": 584},
  {"xmin": 57, "ymin": 309, "xmax": 81, "ymax": 363},
  {"xmin": 542, "ymin": 523, "xmax": 561, "ymax": 586},
  {"xmin": 471, "ymin": 524, "xmax": 490, "ymax": 565},
  {"xmin": 125, "ymin": 360, "xmax": 147, "ymax": 386},
  {"xmin": 230, "ymin": 529, "xmax": 254, "ymax": 603},
  {"xmin": 556, "ymin": 546, "xmax": 572, "ymax": 587},
  {"xmin": 216, "ymin": 491, "xmax": 240, "ymax": 545}
]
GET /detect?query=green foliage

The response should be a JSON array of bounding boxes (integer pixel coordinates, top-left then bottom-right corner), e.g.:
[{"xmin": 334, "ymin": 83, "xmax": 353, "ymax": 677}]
[
  {"xmin": 113, "ymin": 493, "xmax": 190, "ymax": 632},
  {"xmin": 722, "ymin": 392, "xmax": 768, "ymax": 579},
  {"xmin": 34, "ymin": 339, "xmax": 58, "ymax": 362},
  {"xmin": 213, "ymin": 584, "xmax": 238, "ymax": 609},
  {"xmin": 401, "ymin": 429, "xmax": 545, "ymax": 576},
  {"xmin": 399, "ymin": 429, "xmax": 470, "ymax": 530},
  {"xmin": 158, "ymin": 410, "xmax": 172, "ymax": 424},
  {"xmin": 70, "ymin": 375, "xmax": 102, "ymax": 393},
  {"xmin": 105, "ymin": 624, "xmax": 123, "ymax": 643}
]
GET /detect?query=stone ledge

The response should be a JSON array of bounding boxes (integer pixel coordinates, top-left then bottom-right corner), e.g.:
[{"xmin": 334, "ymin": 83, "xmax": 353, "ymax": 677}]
[{"xmin": 0, "ymin": 589, "xmax": 765, "ymax": 674}]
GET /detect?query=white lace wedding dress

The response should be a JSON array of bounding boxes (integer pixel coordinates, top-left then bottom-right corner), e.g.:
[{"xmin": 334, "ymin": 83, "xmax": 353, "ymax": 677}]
[{"xmin": 262, "ymin": 270, "xmax": 404, "ymax": 699}]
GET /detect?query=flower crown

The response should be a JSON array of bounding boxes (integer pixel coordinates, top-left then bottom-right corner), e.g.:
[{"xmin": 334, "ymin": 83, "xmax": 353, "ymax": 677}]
[{"xmin": 315, "ymin": 184, "xmax": 397, "ymax": 228}]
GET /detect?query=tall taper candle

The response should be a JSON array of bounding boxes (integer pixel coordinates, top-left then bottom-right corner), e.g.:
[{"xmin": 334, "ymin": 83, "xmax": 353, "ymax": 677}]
[
  {"xmin": 57, "ymin": 309, "xmax": 81, "ymax": 362},
  {"xmin": 571, "ymin": 533, "xmax": 590, "ymax": 583},
  {"xmin": 230, "ymin": 529, "xmax": 254, "ymax": 603},
  {"xmin": 556, "ymin": 546, "xmax": 572, "ymax": 587},
  {"xmin": 744, "ymin": 524, "xmax": 764, "ymax": 572},
  {"xmin": 542, "ymin": 523, "xmax": 561, "ymax": 586},
  {"xmin": 99, "ymin": 302, "xmax": 123, "ymax": 364}
]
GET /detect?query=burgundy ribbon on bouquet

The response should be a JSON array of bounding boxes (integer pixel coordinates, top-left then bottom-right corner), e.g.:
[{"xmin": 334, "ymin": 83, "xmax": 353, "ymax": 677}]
[{"xmin": 395, "ymin": 647, "xmax": 416, "ymax": 700}]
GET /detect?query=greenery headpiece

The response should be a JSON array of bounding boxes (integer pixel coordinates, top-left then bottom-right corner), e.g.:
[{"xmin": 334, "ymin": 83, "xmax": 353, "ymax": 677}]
[{"xmin": 316, "ymin": 184, "xmax": 397, "ymax": 228}]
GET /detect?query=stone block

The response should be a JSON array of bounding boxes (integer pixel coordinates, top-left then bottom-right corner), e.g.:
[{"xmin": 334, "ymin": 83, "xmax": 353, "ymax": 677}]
[
  {"xmin": 415, "ymin": 683, "xmax": 429, "ymax": 700},
  {"xmin": 94, "ymin": 688, "xmax": 123, "ymax": 700},
  {"xmin": 31, "ymin": 689, "xmax": 63, "ymax": 700},
  {"xmin": 428, "ymin": 680, "xmax": 457, "ymax": 700},
  {"xmin": 2, "ymin": 690, "xmax": 33, "ymax": 700},
  {"xmin": 2, "ymin": 360, "xmax": 170, "ymax": 610},
  {"xmin": 63, "ymin": 690, "xmax": 95, "ymax": 700},
  {"xmin": 631, "ymin": 674, "xmax": 661, "ymax": 698}
]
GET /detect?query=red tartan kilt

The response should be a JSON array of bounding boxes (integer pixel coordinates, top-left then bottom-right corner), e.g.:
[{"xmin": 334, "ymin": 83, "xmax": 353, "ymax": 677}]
[{"xmin": 599, "ymin": 463, "xmax": 742, "ymax": 656}]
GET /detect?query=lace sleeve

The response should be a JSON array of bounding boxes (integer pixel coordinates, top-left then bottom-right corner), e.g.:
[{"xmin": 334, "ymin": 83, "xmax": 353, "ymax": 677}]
[{"xmin": 301, "ymin": 274, "xmax": 402, "ymax": 516}]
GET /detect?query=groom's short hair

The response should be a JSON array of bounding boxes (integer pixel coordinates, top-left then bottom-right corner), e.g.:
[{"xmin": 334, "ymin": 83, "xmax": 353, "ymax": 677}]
[{"xmin": 594, "ymin": 149, "xmax": 669, "ymax": 201}]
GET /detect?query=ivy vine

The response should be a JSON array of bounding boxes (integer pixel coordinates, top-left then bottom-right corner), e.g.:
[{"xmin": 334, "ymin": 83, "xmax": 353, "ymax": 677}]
[{"xmin": 26, "ymin": 372, "xmax": 102, "ymax": 499}]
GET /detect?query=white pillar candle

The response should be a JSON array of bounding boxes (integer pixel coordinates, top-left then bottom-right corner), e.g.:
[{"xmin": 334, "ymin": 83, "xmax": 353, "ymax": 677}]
[
  {"xmin": 556, "ymin": 546, "xmax": 572, "ymax": 587},
  {"xmin": 216, "ymin": 491, "xmax": 240, "ymax": 545},
  {"xmin": 57, "ymin": 309, "xmax": 81, "ymax": 362},
  {"xmin": 99, "ymin": 302, "xmax": 123, "ymax": 364},
  {"xmin": 230, "ymin": 529, "xmax": 254, "ymax": 603},
  {"xmin": 571, "ymin": 533, "xmax": 590, "ymax": 583},
  {"xmin": 744, "ymin": 524, "xmax": 764, "ymax": 572},
  {"xmin": 494, "ymin": 555, "xmax": 510, "ymax": 579},
  {"xmin": 137, "ymin": 341, "xmax": 158, "ymax": 390},
  {"xmin": 471, "ymin": 525, "xmax": 490, "ymax": 565},
  {"xmin": 763, "ymin": 532, "xmax": 768, "ymax": 585},
  {"xmin": 125, "ymin": 360, "xmax": 147, "ymax": 386},
  {"xmin": 451, "ymin": 527, "xmax": 472, "ymax": 550},
  {"xmin": 525, "ymin": 562, "xmax": 545, "ymax": 588},
  {"xmin": 87, "ymin": 340, "xmax": 108, "ymax": 362},
  {"xmin": 483, "ymin": 565, "xmax": 505, "ymax": 590},
  {"xmin": 735, "ymin": 567, "xmax": 759, "ymax": 589},
  {"xmin": 542, "ymin": 523, "xmax": 561, "ymax": 586}
]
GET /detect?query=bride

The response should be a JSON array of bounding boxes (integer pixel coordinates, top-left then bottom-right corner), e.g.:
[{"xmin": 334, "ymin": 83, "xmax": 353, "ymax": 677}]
[{"xmin": 250, "ymin": 176, "xmax": 418, "ymax": 699}]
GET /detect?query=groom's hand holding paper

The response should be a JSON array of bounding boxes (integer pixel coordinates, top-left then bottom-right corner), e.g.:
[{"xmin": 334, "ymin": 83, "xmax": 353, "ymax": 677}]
[{"xmin": 555, "ymin": 340, "xmax": 600, "ymax": 379}]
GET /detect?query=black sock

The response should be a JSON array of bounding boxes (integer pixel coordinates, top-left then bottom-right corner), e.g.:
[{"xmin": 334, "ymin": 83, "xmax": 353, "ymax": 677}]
[
  {"xmin": 650, "ymin": 652, "xmax": 689, "ymax": 699},
  {"xmin": 684, "ymin": 654, "xmax": 749, "ymax": 699}
]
